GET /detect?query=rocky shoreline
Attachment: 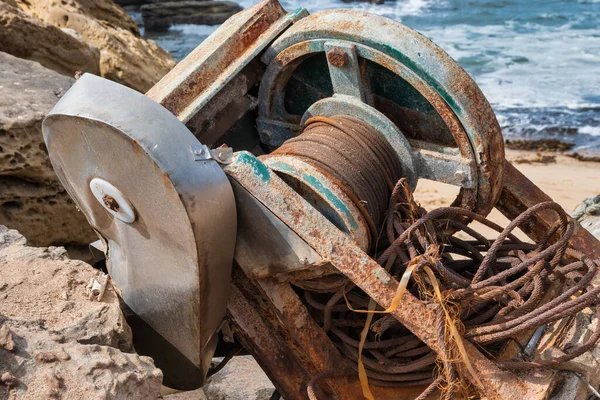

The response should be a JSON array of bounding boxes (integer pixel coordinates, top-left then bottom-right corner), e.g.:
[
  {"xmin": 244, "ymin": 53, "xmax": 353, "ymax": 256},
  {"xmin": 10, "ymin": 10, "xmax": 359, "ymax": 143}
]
[
  {"xmin": 0, "ymin": 0, "xmax": 275, "ymax": 397},
  {"xmin": 0, "ymin": 0, "xmax": 175, "ymax": 249}
]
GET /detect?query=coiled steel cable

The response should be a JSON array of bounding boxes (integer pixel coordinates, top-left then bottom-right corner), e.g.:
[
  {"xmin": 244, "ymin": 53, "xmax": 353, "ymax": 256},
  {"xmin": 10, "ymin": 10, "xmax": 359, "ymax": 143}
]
[
  {"xmin": 299, "ymin": 179, "xmax": 600, "ymax": 396},
  {"xmin": 271, "ymin": 115, "xmax": 403, "ymax": 241}
]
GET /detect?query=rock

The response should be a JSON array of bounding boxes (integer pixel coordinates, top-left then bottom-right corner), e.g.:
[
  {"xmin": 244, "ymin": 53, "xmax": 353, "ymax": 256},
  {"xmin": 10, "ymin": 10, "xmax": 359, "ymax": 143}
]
[
  {"xmin": 141, "ymin": 1, "xmax": 242, "ymax": 31},
  {"xmin": 0, "ymin": 2, "xmax": 100, "ymax": 77},
  {"xmin": 14, "ymin": 0, "xmax": 176, "ymax": 92},
  {"xmin": 161, "ymin": 356, "xmax": 274, "ymax": 400},
  {"xmin": 0, "ymin": 225, "xmax": 163, "ymax": 399},
  {"xmin": 504, "ymin": 138, "xmax": 574, "ymax": 153},
  {"xmin": 14, "ymin": 0, "xmax": 140, "ymax": 33},
  {"xmin": 201, "ymin": 356, "xmax": 275, "ymax": 400},
  {"xmin": 163, "ymin": 387, "xmax": 209, "ymax": 399},
  {"xmin": 0, "ymin": 52, "xmax": 97, "ymax": 247}
]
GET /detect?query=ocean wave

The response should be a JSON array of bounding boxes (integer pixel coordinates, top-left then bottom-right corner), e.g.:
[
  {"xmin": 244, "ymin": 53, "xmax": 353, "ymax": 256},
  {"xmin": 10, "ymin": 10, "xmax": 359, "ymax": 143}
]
[
  {"xmin": 579, "ymin": 126, "xmax": 600, "ymax": 137},
  {"xmin": 168, "ymin": 24, "xmax": 219, "ymax": 36},
  {"xmin": 418, "ymin": 23, "xmax": 600, "ymax": 110},
  {"xmin": 236, "ymin": 0, "xmax": 443, "ymax": 18}
]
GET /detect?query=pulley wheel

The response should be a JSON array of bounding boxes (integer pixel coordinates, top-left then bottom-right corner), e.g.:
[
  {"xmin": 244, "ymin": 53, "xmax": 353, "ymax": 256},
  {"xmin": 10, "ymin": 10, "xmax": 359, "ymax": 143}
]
[
  {"xmin": 258, "ymin": 10, "xmax": 504, "ymax": 216},
  {"xmin": 42, "ymin": 74, "xmax": 237, "ymax": 389}
]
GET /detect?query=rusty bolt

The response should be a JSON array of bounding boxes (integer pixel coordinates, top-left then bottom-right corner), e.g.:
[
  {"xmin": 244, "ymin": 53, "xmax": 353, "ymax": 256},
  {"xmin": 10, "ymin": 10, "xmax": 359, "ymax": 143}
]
[
  {"xmin": 102, "ymin": 194, "xmax": 120, "ymax": 212},
  {"xmin": 327, "ymin": 48, "xmax": 349, "ymax": 68}
]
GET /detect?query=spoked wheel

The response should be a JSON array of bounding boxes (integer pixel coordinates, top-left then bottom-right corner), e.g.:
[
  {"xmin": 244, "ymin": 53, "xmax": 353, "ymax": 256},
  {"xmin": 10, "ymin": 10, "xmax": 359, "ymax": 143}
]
[{"xmin": 258, "ymin": 10, "xmax": 504, "ymax": 216}]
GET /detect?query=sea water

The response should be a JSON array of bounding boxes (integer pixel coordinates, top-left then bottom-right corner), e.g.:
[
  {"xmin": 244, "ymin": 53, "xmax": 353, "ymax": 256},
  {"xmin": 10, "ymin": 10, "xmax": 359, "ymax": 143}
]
[{"xmin": 130, "ymin": 0, "xmax": 600, "ymax": 152}]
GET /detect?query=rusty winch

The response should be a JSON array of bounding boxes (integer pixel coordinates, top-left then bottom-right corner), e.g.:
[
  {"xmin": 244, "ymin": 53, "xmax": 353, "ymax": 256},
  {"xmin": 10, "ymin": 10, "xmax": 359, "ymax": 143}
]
[{"xmin": 42, "ymin": 1, "xmax": 600, "ymax": 399}]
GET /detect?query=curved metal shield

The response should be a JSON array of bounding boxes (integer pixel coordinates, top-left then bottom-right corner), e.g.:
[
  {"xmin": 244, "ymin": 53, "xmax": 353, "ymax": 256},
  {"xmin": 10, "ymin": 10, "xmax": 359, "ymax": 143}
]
[{"xmin": 43, "ymin": 74, "xmax": 237, "ymax": 388}]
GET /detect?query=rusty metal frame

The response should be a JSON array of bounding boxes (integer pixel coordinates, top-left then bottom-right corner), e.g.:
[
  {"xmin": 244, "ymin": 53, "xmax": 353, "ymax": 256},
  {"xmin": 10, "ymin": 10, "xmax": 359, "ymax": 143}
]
[
  {"xmin": 224, "ymin": 152, "xmax": 551, "ymax": 400},
  {"xmin": 226, "ymin": 154, "xmax": 600, "ymax": 400},
  {"xmin": 493, "ymin": 162, "xmax": 600, "ymax": 399},
  {"xmin": 146, "ymin": 0, "xmax": 308, "ymax": 124},
  {"xmin": 53, "ymin": 1, "xmax": 598, "ymax": 397}
]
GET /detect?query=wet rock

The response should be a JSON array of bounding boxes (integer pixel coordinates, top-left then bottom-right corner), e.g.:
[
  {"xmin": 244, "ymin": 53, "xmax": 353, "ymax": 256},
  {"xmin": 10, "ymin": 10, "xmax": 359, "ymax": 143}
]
[
  {"xmin": 568, "ymin": 151, "xmax": 600, "ymax": 163},
  {"xmin": 14, "ymin": 0, "xmax": 175, "ymax": 92},
  {"xmin": 504, "ymin": 138, "xmax": 574, "ymax": 153},
  {"xmin": 0, "ymin": 2, "xmax": 100, "ymax": 76},
  {"xmin": 0, "ymin": 52, "xmax": 97, "ymax": 247},
  {"xmin": 141, "ymin": 1, "xmax": 242, "ymax": 31},
  {"xmin": 0, "ymin": 226, "xmax": 163, "ymax": 399}
]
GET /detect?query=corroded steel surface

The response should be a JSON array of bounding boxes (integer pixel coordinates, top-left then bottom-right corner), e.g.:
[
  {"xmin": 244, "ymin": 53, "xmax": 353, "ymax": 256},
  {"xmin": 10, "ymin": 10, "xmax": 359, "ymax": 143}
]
[
  {"xmin": 229, "ymin": 257, "xmax": 435, "ymax": 399},
  {"xmin": 262, "ymin": 154, "xmax": 370, "ymax": 251},
  {"xmin": 258, "ymin": 11, "xmax": 506, "ymax": 216},
  {"xmin": 327, "ymin": 47, "xmax": 349, "ymax": 68},
  {"xmin": 227, "ymin": 267, "xmax": 314, "ymax": 399},
  {"xmin": 225, "ymin": 152, "xmax": 542, "ymax": 399},
  {"xmin": 146, "ymin": 0, "xmax": 307, "ymax": 123}
]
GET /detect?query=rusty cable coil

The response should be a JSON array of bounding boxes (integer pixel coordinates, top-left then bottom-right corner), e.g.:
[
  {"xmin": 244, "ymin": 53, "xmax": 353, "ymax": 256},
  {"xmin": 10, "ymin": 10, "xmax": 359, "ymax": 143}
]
[
  {"xmin": 297, "ymin": 179, "xmax": 600, "ymax": 397},
  {"xmin": 271, "ymin": 115, "xmax": 403, "ymax": 241}
]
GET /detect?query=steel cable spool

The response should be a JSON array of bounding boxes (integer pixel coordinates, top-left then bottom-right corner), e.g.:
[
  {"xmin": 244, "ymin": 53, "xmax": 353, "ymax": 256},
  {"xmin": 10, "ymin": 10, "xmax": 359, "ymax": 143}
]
[
  {"xmin": 259, "ymin": 10, "xmax": 506, "ymax": 219},
  {"xmin": 271, "ymin": 115, "xmax": 403, "ymax": 242}
]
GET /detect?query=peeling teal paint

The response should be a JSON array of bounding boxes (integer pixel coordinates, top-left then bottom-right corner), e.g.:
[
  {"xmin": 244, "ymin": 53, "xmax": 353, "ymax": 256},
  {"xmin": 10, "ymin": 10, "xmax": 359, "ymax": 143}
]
[
  {"xmin": 236, "ymin": 152, "xmax": 270, "ymax": 182},
  {"xmin": 269, "ymin": 160, "xmax": 359, "ymax": 231},
  {"xmin": 376, "ymin": 43, "xmax": 461, "ymax": 116}
]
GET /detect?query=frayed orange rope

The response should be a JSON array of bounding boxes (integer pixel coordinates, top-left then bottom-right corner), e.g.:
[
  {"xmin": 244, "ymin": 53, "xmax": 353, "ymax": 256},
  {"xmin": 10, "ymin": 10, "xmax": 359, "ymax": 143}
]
[
  {"xmin": 422, "ymin": 265, "xmax": 483, "ymax": 389},
  {"xmin": 345, "ymin": 252, "xmax": 483, "ymax": 399}
]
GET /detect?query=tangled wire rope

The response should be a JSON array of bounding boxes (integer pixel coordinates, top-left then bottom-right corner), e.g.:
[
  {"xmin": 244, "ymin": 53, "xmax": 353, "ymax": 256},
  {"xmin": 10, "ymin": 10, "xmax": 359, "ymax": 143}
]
[{"xmin": 297, "ymin": 179, "xmax": 600, "ymax": 398}]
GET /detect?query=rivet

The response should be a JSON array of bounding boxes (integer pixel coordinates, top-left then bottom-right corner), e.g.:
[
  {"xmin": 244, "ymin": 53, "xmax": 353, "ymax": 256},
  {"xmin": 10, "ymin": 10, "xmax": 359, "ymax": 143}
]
[
  {"xmin": 327, "ymin": 48, "xmax": 349, "ymax": 68},
  {"xmin": 454, "ymin": 170, "xmax": 465, "ymax": 181}
]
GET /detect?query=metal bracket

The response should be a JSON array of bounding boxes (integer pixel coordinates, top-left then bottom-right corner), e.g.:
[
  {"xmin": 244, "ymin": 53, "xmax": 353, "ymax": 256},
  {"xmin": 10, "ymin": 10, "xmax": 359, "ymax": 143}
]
[{"xmin": 191, "ymin": 144, "xmax": 233, "ymax": 164}]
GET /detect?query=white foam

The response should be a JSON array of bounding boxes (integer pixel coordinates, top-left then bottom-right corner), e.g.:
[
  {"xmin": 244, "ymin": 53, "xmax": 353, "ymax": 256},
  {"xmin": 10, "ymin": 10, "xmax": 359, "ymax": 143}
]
[
  {"xmin": 417, "ymin": 23, "xmax": 600, "ymax": 110},
  {"xmin": 237, "ymin": 0, "xmax": 442, "ymax": 18},
  {"xmin": 579, "ymin": 126, "xmax": 600, "ymax": 137},
  {"xmin": 169, "ymin": 24, "xmax": 219, "ymax": 36}
]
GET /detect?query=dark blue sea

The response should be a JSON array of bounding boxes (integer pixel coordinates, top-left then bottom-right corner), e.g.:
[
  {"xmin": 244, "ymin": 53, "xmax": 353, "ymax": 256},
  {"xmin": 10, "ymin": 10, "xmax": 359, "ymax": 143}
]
[{"xmin": 129, "ymin": 0, "xmax": 600, "ymax": 152}]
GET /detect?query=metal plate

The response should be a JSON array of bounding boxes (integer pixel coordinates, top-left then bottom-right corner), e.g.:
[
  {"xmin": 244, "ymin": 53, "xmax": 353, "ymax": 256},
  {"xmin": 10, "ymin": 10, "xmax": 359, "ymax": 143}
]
[
  {"xmin": 146, "ymin": 0, "xmax": 308, "ymax": 124},
  {"xmin": 42, "ymin": 74, "xmax": 237, "ymax": 388}
]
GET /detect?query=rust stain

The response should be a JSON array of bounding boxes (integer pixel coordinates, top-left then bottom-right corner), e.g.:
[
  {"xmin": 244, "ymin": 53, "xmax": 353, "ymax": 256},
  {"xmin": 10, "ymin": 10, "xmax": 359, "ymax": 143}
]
[
  {"xmin": 146, "ymin": 0, "xmax": 286, "ymax": 119},
  {"xmin": 102, "ymin": 194, "xmax": 119, "ymax": 211},
  {"xmin": 326, "ymin": 47, "xmax": 349, "ymax": 68},
  {"xmin": 225, "ymin": 155, "xmax": 533, "ymax": 399}
]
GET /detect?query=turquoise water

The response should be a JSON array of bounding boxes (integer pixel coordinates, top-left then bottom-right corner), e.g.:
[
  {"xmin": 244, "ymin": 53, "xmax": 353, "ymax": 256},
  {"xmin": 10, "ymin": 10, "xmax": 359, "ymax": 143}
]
[{"xmin": 131, "ymin": 0, "xmax": 600, "ymax": 151}]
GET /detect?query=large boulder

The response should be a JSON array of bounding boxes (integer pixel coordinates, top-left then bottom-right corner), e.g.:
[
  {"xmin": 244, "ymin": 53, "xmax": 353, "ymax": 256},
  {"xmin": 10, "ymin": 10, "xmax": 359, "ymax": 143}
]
[
  {"xmin": 0, "ymin": 2, "xmax": 101, "ymax": 76},
  {"xmin": 0, "ymin": 226, "xmax": 163, "ymax": 399},
  {"xmin": 141, "ymin": 1, "xmax": 242, "ymax": 31},
  {"xmin": 14, "ymin": 0, "xmax": 175, "ymax": 92},
  {"xmin": 0, "ymin": 52, "xmax": 97, "ymax": 247}
]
